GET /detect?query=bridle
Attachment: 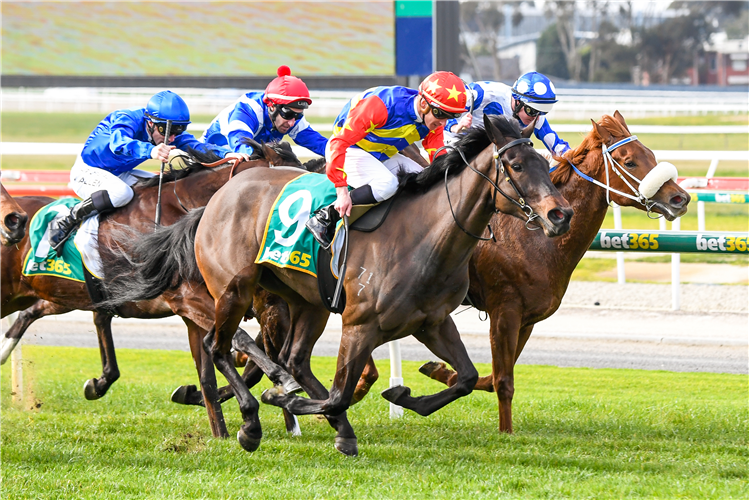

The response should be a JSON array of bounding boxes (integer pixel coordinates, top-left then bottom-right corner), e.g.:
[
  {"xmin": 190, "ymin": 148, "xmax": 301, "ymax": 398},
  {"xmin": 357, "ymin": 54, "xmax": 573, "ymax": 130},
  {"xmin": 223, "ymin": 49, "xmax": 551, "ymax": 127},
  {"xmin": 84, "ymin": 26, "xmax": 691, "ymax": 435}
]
[
  {"xmin": 443, "ymin": 136, "xmax": 540, "ymax": 241},
  {"xmin": 164, "ymin": 155, "xmax": 243, "ymax": 214},
  {"xmin": 552, "ymin": 134, "xmax": 664, "ymax": 219}
]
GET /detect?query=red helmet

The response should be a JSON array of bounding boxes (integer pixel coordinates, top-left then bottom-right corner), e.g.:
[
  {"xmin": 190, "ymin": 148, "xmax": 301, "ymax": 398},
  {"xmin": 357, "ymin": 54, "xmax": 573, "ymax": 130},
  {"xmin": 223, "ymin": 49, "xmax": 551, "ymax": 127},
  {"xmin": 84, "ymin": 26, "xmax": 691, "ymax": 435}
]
[
  {"xmin": 263, "ymin": 65, "xmax": 312, "ymax": 109},
  {"xmin": 418, "ymin": 71, "xmax": 467, "ymax": 114}
]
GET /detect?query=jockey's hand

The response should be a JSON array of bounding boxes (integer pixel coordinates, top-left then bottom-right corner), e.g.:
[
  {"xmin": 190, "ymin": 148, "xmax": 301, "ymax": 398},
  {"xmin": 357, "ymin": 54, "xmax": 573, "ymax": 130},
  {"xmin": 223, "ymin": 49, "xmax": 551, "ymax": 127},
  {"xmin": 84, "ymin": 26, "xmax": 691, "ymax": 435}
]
[
  {"xmin": 334, "ymin": 186, "xmax": 352, "ymax": 218},
  {"xmin": 226, "ymin": 152, "xmax": 251, "ymax": 163},
  {"xmin": 452, "ymin": 114, "xmax": 473, "ymax": 133},
  {"xmin": 151, "ymin": 144, "xmax": 175, "ymax": 163}
]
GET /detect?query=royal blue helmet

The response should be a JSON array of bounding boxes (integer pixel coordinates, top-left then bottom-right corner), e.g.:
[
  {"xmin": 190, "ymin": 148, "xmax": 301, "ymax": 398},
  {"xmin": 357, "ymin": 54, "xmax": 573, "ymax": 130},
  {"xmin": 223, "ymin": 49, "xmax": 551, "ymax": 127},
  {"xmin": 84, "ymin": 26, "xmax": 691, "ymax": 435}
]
[
  {"xmin": 145, "ymin": 90, "xmax": 191, "ymax": 124},
  {"xmin": 511, "ymin": 72, "xmax": 557, "ymax": 113}
]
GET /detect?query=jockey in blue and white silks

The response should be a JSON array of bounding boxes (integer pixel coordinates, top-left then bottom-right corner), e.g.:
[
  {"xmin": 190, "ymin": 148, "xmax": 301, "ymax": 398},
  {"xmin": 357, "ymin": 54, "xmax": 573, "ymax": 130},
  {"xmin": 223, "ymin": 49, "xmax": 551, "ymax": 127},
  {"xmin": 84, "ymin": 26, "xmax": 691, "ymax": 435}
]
[
  {"xmin": 48, "ymin": 90, "xmax": 247, "ymax": 255},
  {"xmin": 444, "ymin": 72, "xmax": 570, "ymax": 156},
  {"xmin": 201, "ymin": 66, "xmax": 328, "ymax": 157}
]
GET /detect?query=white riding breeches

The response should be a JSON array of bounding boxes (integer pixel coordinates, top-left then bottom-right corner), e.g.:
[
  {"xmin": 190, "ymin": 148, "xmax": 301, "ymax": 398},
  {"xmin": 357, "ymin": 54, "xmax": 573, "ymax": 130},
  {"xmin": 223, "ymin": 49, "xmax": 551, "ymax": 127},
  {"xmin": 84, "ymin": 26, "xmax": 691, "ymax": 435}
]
[
  {"xmin": 325, "ymin": 144, "xmax": 424, "ymax": 202},
  {"xmin": 70, "ymin": 156, "xmax": 156, "ymax": 207}
]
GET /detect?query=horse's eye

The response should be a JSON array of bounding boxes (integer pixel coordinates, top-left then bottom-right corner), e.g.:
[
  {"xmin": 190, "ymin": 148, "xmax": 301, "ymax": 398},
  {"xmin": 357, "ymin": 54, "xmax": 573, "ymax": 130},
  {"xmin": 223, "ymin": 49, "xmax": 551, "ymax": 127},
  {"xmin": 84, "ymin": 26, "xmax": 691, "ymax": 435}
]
[
  {"xmin": 624, "ymin": 161, "xmax": 636, "ymax": 168},
  {"xmin": 510, "ymin": 163, "xmax": 523, "ymax": 172}
]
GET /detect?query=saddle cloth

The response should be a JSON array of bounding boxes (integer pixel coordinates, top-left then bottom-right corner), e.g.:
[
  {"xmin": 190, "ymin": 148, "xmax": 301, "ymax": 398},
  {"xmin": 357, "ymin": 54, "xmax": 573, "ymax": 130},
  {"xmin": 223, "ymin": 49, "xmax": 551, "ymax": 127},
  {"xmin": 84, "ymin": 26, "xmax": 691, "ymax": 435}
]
[{"xmin": 23, "ymin": 198, "xmax": 102, "ymax": 282}]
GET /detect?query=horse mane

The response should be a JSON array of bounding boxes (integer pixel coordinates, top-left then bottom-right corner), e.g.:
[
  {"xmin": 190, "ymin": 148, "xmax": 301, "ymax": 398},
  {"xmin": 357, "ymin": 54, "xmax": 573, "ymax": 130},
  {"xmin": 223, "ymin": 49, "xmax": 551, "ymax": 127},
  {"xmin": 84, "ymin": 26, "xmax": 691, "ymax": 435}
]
[
  {"xmin": 400, "ymin": 115, "xmax": 521, "ymax": 194},
  {"xmin": 136, "ymin": 139, "xmax": 299, "ymax": 188},
  {"xmin": 551, "ymin": 114, "xmax": 629, "ymax": 185},
  {"xmin": 303, "ymin": 157, "xmax": 326, "ymax": 174}
]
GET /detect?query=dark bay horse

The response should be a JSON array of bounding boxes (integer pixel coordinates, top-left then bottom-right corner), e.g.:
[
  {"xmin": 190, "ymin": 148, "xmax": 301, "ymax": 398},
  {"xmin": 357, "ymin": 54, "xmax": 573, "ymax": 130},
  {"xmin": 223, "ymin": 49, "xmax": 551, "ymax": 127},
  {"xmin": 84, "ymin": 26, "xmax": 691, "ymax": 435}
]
[
  {"xmin": 0, "ymin": 183, "xmax": 28, "ymax": 246},
  {"xmin": 417, "ymin": 111, "xmax": 690, "ymax": 432},
  {"xmin": 112, "ymin": 115, "xmax": 573, "ymax": 455},
  {"xmin": 0, "ymin": 143, "xmax": 306, "ymax": 438}
]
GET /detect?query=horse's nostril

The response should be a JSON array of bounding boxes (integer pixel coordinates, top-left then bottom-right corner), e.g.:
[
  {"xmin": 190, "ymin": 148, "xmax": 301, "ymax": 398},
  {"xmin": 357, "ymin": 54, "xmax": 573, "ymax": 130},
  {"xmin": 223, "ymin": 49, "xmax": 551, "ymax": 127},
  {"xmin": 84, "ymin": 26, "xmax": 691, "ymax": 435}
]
[
  {"xmin": 550, "ymin": 209, "xmax": 564, "ymax": 222},
  {"xmin": 672, "ymin": 195, "xmax": 683, "ymax": 205}
]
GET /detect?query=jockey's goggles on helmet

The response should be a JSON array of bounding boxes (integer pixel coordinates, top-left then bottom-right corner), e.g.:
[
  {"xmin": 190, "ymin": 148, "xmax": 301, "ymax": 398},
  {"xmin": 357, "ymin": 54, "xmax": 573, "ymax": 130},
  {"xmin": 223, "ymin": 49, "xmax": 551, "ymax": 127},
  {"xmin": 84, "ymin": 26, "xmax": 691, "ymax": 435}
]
[
  {"xmin": 522, "ymin": 104, "xmax": 546, "ymax": 118},
  {"xmin": 428, "ymin": 103, "xmax": 463, "ymax": 120},
  {"xmin": 152, "ymin": 121, "xmax": 187, "ymax": 137},
  {"xmin": 277, "ymin": 106, "xmax": 304, "ymax": 121}
]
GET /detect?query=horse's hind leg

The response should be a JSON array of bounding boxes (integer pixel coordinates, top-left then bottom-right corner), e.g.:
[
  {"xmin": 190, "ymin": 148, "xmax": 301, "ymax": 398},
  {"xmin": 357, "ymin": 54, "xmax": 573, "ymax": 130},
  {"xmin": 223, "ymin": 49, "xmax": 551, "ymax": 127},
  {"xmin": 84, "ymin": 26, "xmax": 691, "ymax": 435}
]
[
  {"xmin": 382, "ymin": 317, "xmax": 478, "ymax": 416},
  {"xmin": 206, "ymin": 269, "xmax": 264, "ymax": 452},
  {"xmin": 83, "ymin": 311, "xmax": 121, "ymax": 400},
  {"xmin": 1, "ymin": 300, "xmax": 72, "ymax": 364},
  {"xmin": 352, "ymin": 355, "xmax": 379, "ymax": 404}
]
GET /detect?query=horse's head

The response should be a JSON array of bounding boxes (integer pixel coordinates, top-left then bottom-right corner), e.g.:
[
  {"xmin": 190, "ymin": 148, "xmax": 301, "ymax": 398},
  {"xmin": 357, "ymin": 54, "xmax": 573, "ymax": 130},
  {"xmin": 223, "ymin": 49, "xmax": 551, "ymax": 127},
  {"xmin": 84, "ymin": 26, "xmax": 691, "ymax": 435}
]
[
  {"xmin": 0, "ymin": 183, "xmax": 28, "ymax": 246},
  {"xmin": 483, "ymin": 115, "xmax": 573, "ymax": 237},
  {"xmin": 573, "ymin": 111, "xmax": 689, "ymax": 220}
]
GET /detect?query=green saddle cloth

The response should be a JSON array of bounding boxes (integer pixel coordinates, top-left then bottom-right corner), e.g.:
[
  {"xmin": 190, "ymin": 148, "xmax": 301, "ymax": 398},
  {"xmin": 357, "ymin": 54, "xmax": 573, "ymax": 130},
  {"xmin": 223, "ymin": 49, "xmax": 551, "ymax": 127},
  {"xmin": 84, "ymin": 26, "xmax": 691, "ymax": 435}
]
[{"xmin": 22, "ymin": 197, "xmax": 85, "ymax": 282}]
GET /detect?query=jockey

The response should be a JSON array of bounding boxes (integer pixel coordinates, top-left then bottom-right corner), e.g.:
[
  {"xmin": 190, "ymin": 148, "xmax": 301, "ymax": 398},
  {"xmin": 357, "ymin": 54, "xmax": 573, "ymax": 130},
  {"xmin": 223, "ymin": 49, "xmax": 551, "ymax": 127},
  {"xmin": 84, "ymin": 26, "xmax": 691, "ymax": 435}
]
[
  {"xmin": 444, "ymin": 71, "xmax": 570, "ymax": 156},
  {"xmin": 305, "ymin": 71, "xmax": 467, "ymax": 248},
  {"xmin": 48, "ymin": 90, "xmax": 248, "ymax": 255},
  {"xmin": 201, "ymin": 65, "xmax": 328, "ymax": 157}
]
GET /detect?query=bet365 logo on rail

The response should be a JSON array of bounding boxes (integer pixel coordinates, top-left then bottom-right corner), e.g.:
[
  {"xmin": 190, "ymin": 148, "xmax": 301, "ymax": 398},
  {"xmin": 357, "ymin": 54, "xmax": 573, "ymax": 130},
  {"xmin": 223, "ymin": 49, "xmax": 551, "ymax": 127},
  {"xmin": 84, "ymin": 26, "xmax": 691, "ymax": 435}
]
[
  {"xmin": 696, "ymin": 234, "xmax": 747, "ymax": 252},
  {"xmin": 598, "ymin": 232, "xmax": 659, "ymax": 250}
]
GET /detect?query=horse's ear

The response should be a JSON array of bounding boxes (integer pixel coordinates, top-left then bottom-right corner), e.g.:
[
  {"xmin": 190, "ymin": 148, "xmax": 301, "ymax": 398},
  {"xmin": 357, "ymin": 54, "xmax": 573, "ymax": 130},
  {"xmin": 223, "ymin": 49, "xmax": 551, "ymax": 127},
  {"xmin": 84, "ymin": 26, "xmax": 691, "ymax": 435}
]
[
  {"xmin": 521, "ymin": 117, "xmax": 537, "ymax": 139},
  {"xmin": 613, "ymin": 110, "xmax": 631, "ymax": 134},
  {"xmin": 261, "ymin": 143, "xmax": 284, "ymax": 165},
  {"xmin": 591, "ymin": 118, "xmax": 613, "ymax": 145},
  {"xmin": 483, "ymin": 114, "xmax": 505, "ymax": 144}
]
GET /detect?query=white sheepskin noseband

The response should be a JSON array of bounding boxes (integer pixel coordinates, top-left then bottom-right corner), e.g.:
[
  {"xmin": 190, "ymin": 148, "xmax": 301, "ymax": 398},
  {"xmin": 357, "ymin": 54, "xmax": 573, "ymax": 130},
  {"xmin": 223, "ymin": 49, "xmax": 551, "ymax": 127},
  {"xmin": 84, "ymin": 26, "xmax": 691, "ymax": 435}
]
[{"xmin": 638, "ymin": 162, "xmax": 678, "ymax": 199}]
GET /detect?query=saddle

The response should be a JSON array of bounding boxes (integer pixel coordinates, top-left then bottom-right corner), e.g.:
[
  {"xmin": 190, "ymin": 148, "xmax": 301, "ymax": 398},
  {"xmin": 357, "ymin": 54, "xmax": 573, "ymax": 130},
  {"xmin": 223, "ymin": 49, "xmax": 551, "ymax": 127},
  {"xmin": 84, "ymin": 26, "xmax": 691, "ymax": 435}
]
[{"xmin": 315, "ymin": 197, "xmax": 395, "ymax": 313}]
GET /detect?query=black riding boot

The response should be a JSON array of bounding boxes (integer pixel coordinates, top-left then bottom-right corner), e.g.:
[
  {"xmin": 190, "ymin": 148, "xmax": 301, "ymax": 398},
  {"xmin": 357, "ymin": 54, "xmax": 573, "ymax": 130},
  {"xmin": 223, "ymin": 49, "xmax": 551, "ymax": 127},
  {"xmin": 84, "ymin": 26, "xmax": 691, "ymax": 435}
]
[
  {"xmin": 48, "ymin": 197, "xmax": 98, "ymax": 255},
  {"xmin": 305, "ymin": 204, "xmax": 339, "ymax": 249}
]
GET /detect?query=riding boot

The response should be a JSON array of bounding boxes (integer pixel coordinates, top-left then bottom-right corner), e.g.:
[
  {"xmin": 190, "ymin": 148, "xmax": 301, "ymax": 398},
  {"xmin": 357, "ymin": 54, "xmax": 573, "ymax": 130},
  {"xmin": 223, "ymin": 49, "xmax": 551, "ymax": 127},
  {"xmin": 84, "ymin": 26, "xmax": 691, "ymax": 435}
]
[
  {"xmin": 48, "ymin": 197, "xmax": 97, "ymax": 255},
  {"xmin": 305, "ymin": 204, "xmax": 339, "ymax": 249}
]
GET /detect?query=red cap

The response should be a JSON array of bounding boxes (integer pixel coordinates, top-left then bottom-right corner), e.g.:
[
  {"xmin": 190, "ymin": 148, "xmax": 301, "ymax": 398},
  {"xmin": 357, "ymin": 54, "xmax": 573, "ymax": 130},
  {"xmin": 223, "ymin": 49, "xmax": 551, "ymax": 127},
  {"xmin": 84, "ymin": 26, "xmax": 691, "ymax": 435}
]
[
  {"xmin": 418, "ymin": 71, "xmax": 467, "ymax": 113},
  {"xmin": 263, "ymin": 66, "xmax": 312, "ymax": 108}
]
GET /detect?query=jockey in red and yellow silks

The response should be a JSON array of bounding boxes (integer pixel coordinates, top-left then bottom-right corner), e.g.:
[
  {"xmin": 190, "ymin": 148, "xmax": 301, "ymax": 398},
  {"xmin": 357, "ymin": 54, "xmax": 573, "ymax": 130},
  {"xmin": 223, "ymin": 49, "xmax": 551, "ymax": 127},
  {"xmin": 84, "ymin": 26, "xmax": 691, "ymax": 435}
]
[{"xmin": 305, "ymin": 71, "xmax": 468, "ymax": 248}]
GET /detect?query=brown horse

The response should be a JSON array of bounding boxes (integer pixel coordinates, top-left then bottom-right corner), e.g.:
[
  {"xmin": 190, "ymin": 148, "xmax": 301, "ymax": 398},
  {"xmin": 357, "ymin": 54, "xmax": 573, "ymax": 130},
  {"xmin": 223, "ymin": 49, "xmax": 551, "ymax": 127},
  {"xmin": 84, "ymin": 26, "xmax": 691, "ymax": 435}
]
[
  {"xmin": 0, "ymin": 143, "xmax": 307, "ymax": 438},
  {"xmin": 0, "ymin": 183, "xmax": 28, "ymax": 246},
  {"xmin": 110, "ymin": 115, "xmax": 573, "ymax": 455},
  {"xmin": 415, "ymin": 111, "xmax": 690, "ymax": 432}
]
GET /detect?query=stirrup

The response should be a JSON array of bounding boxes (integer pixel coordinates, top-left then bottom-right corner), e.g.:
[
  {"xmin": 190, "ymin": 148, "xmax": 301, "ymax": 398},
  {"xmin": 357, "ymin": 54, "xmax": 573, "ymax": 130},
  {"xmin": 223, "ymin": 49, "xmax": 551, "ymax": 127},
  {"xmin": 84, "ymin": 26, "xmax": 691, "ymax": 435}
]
[{"xmin": 306, "ymin": 218, "xmax": 333, "ymax": 249}]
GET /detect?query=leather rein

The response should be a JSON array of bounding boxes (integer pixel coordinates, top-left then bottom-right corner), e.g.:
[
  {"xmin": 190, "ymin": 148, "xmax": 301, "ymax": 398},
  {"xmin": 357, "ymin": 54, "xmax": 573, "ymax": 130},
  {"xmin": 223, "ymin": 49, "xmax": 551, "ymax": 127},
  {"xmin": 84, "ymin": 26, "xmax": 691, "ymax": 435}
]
[
  {"xmin": 165, "ymin": 155, "xmax": 242, "ymax": 214},
  {"xmin": 443, "ymin": 137, "xmax": 540, "ymax": 241}
]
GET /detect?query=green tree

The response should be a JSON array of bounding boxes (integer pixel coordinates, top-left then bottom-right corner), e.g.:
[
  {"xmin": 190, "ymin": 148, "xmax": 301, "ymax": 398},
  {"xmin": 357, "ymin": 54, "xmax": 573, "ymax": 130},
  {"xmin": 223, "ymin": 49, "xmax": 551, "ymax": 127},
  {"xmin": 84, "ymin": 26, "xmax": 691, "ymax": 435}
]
[{"xmin": 536, "ymin": 23, "xmax": 570, "ymax": 79}]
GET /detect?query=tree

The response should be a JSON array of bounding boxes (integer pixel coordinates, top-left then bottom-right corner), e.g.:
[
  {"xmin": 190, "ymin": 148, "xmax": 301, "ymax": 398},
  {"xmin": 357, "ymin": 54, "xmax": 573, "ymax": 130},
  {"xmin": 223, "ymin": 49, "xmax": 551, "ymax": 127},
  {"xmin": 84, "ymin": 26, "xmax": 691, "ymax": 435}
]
[{"xmin": 536, "ymin": 23, "xmax": 570, "ymax": 79}]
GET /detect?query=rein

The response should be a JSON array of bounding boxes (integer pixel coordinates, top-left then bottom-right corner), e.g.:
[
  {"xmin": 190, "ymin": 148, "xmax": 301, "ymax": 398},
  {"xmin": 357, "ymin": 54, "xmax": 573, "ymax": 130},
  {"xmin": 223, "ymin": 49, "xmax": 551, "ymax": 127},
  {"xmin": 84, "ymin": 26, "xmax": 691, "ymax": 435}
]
[
  {"xmin": 165, "ymin": 155, "xmax": 243, "ymax": 214},
  {"xmin": 444, "ymin": 137, "xmax": 539, "ymax": 240},
  {"xmin": 552, "ymin": 134, "xmax": 663, "ymax": 218}
]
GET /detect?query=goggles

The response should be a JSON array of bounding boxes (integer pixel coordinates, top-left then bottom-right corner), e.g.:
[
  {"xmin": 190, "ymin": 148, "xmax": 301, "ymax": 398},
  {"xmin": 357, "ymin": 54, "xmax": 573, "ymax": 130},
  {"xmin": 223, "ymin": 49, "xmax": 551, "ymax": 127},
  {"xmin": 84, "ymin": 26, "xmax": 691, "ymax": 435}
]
[
  {"xmin": 152, "ymin": 121, "xmax": 187, "ymax": 137},
  {"xmin": 428, "ymin": 103, "xmax": 463, "ymax": 120},
  {"xmin": 278, "ymin": 106, "xmax": 304, "ymax": 121},
  {"xmin": 522, "ymin": 104, "xmax": 546, "ymax": 118}
]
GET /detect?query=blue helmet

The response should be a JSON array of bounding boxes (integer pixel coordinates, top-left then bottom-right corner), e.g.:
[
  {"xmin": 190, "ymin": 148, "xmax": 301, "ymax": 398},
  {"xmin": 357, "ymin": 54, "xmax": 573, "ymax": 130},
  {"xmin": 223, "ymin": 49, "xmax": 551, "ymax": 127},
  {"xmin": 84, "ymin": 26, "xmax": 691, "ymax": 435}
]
[
  {"xmin": 145, "ymin": 90, "xmax": 191, "ymax": 124},
  {"xmin": 511, "ymin": 72, "xmax": 557, "ymax": 113}
]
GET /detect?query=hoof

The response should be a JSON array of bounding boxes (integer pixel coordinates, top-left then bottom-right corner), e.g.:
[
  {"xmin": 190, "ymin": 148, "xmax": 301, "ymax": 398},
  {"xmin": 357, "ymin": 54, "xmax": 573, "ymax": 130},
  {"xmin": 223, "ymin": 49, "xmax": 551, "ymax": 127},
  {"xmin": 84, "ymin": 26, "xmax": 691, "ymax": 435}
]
[
  {"xmin": 83, "ymin": 379, "xmax": 102, "ymax": 400},
  {"xmin": 282, "ymin": 378, "xmax": 303, "ymax": 395},
  {"xmin": 237, "ymin": 427, "xmax": 262, "ymax": 452},
  {"xmin": 419, "ymin": 361, "xmax": 445, "ymax": 377},
  {"xmin": 261, "ymin": 386, "xmax": 286, "ymax": 407},
  {"xmin": 232, "ymin": 349, "xmax": 248, "ymax": 368},
  {"xmin": 171, "ymin": 385, "xmax": 204, "ymax": 406},
  {"xmin": 381, "ymin": 385, "xmax": 411, "ymax": 404},
  {"xmin": 334, "ymin": 437, "xmax": 358, "ymax": 456}
]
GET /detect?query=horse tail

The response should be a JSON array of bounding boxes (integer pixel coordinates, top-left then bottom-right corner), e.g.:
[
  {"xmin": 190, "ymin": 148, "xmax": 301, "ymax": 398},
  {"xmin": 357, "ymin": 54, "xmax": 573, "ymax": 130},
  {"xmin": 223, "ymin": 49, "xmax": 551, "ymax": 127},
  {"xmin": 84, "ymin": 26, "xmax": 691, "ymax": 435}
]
[{"xmin": 98, "ymin": 208, "xmax": 205, "ymax": 308}]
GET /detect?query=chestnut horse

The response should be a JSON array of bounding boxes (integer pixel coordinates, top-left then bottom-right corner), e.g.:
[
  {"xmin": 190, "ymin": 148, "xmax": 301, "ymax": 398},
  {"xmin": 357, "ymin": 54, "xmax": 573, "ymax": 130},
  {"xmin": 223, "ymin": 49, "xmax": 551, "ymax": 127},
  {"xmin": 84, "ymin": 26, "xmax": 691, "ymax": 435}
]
[
  {"xmin": 0, "ymin": 183, "xmax": 28, "ymax": 246},
  {"xmin": 107, "ymin": 115, "xmax": 573, "ymax": 455},
  {"xmin": 0, "ymin": 143, "xmax": 307, "ymax": 438},
  {"xmin": 417, "ymin": 111, "xmax": 690, "ymax": 432}
]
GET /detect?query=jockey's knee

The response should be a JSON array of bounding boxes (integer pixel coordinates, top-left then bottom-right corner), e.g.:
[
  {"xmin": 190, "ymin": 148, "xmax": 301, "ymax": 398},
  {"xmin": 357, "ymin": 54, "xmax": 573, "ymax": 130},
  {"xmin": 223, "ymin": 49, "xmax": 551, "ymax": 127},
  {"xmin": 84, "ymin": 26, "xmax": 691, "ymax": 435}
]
[
  {"xmin": 91, "ymin": 190, "xmax": 115, "ymax": 212},
  {"xmin": 371, "ymin": 176, "xmax": 399, "ymax": 202},
  {"xmin": 107, "ymin": 185, "xmax": 134, "ymax": 208}
]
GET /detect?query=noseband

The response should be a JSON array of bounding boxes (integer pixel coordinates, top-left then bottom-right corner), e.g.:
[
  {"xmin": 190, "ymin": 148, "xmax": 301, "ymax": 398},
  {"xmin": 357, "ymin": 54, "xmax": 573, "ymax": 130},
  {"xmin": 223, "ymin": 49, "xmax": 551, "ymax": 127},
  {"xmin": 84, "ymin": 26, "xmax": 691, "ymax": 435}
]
[
  {"xmin": 445, "ymin": 137, "xmax": 539, "ymax": 241},
  {"xmin": 554, "ymin": 134, "xmax": 664, "ymax": 219}
]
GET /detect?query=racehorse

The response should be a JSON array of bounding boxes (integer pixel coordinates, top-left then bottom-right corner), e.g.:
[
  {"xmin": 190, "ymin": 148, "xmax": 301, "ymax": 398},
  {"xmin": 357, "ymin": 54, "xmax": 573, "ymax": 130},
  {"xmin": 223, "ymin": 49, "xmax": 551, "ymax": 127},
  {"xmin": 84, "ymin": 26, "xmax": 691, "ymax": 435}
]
[
  {"xmin": 416, "ymin": 111, "xmax": 690, "ymax": 432},
  {"xmin": 107, "ymin": 115, "xmax": 574, "ymax": 455},
  {"xmin": 0, "ymin": 142, "xmax": 308, "ymax": 438},
  {"xmin": 0, "ymin": 183, "xmax": 28, "ymax": 246}
]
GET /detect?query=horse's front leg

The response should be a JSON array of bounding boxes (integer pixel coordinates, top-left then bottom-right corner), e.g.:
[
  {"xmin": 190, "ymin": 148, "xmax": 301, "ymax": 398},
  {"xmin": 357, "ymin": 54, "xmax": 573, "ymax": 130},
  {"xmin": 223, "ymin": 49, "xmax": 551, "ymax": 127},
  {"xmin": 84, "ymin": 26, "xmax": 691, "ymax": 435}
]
[
  {"xmin": 1, "ymin": 300, "xmax": 72, "ymax": 364},
  {"xmin": 83, "ymin": 311, "xmax": 120, "ymax": 400},
  {"xmin": 490, "ymin": 308, "xmax": 528, "ymax": 434},
  {"xmin": 352, "ymin": 355, "xmax": 379, "ymax": 404},
  {"xmin": 381, "ymin": 316, "xmax": 478, "ymax": 416}
]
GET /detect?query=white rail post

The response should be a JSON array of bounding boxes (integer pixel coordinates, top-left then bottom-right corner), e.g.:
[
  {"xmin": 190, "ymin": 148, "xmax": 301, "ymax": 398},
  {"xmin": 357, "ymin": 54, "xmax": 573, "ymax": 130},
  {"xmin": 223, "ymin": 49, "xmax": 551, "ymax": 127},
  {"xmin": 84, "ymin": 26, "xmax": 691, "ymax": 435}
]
[
  {"xmin": 612, "ymin": 203, "xmax": 626, "ymax": 284},
  {"xmin": 4, "ymin": 312, "xmax": 23, "ymax": 405},
  {"xmin": 388, "ymin": 340, "xmax": 403, "ymax": 419},
  {"xmin": 671, "ymin": 217, "xmax": 681, "ymax": 311},
  {"xmin": 698, "ymin": 158, "xmax": 720, "ymax": 232}
]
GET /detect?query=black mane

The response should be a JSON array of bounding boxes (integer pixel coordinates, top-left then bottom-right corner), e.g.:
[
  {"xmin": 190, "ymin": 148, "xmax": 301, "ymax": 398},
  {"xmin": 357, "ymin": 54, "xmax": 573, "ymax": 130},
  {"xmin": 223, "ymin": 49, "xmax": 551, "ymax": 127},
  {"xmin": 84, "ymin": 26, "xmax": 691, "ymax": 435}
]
[
  {"xmin": 136, "ymin": 139, "xmax": 299, "ymax": 188},
  {"xmin": 400, "ymin": 115, "xmax": 522, "ymax": 194}
]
